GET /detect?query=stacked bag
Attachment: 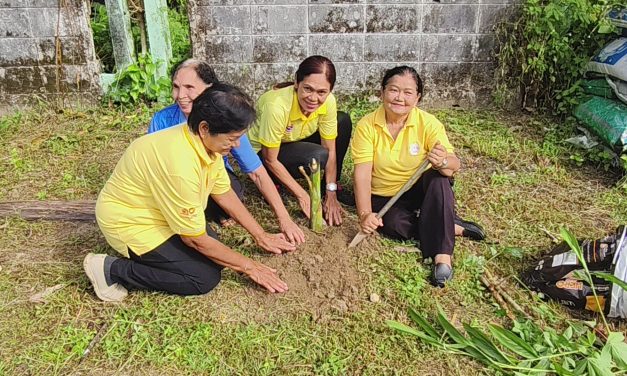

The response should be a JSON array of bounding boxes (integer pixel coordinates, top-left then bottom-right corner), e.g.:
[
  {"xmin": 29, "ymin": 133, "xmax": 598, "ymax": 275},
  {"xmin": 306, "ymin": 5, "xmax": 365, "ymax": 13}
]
[{"xmin": 522, "ymin": 226, "xmax": 627, "ymax": 318}]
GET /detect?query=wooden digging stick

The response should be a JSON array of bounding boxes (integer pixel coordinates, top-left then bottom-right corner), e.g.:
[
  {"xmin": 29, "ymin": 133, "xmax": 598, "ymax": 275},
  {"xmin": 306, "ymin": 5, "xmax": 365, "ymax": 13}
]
[{"xmin": 348, "ymin": 159, "xmax": 431, "ymax": 248}]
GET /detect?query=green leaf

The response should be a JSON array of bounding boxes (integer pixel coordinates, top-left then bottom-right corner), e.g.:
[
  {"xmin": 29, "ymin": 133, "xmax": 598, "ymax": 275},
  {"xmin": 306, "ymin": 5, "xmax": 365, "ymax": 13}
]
[
  {"xmin": 409, "ymin": 308, "xmax": 440, "ymax": 339},
  {"xmin": 489, "ymin": 324, "xmax": 538, "ymax": 359},
  {"xmin": 592, "ymin": 272, "xmax": 627, "ymax": 292},
  {"xmin": 436, "ymin": 307, "xmax": 468, "ymax": 345},
  {"xmin": 605, "ymin": 332, "xmax": 627, "ymax": 369},
  {"xmin": 464, "ymin": 323, "xmax": 511, "ymax": 364},
  {"xmin": 464, "ymin": 346, "xmax": 493, "ymax": 367},
  {"xmin": 553, "ymin": 361, "xmax": 576, "ymax": 376},
  {"xmin": 385, "ymin": 320, "xmax": 443, "ymax": 347}
]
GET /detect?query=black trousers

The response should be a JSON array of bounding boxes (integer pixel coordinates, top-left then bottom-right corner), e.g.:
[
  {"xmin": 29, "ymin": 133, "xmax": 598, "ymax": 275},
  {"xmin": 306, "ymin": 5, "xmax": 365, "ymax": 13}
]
[
  {"xmin": 110, "ymin": 224, "xmax": 224, "ymax": 296},
  {"xmin": 259, "ymin": 111, "xmax": 352, "ymax": 181},
  {"xmin": 204, "ymin": 169, "xmax": 244, "ymax": 224},
  {"xmin": 371, "ymin": 169, "xmax": 456, "ymax": 258}
]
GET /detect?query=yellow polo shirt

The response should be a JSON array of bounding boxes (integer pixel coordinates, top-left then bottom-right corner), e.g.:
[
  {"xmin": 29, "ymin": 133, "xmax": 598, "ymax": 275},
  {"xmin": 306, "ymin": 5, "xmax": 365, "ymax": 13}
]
[
  {"xmin": 248, "ymin": 86, "xmax": 338, "ymax": 152},
  {"xmin": 351, "ymin": 106, "xmax": 454, "ymax": 197},
  {"xmin": 95, "ymin": 124, "xmax": 231, "ymax": 257}
]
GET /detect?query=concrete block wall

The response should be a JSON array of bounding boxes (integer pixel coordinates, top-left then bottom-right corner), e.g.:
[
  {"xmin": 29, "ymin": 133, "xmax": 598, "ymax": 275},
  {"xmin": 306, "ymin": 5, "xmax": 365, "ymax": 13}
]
[
  {"xmin": 0, "ymin": 0, "xmax": 101, "ymax": 114},
  {"xmin": 188, "ymin": 0, "xmax": 518, "ymax": 106}
]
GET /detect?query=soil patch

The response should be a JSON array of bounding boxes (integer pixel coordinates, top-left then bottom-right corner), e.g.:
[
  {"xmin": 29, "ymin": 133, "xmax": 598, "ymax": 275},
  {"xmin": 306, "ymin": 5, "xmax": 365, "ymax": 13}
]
[{"xmin": 209, "ymin": 222, "xmax": 383, "ymax": 324}]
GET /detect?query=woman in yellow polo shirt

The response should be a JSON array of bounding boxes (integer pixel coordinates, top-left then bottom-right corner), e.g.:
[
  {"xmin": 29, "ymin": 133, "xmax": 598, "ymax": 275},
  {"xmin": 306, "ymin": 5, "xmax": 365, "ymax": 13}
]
[
  {"xmin": 351, "ymin": 66, "xmax": 483, "ymax": 287},
  {"xmin": 247, "ymin": 55, "xmax": 352, "ymax": 226},
  {"xmin": 83, "ymin": 84, "xmax": 296, "ymax": 302}
]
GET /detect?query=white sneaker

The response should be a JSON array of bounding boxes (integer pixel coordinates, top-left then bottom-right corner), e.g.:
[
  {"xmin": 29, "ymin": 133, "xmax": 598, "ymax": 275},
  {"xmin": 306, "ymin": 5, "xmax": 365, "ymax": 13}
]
[{"xmin": 83, "ymin": 253, "xmax": 128, "ymax": 302}]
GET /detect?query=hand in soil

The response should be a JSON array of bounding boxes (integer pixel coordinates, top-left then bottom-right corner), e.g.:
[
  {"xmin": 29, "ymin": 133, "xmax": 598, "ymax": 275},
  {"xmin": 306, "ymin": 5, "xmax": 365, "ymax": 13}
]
[
  {"xmin": 297, "ymin": 193, "xmax": 311, "ymax": 219},
  {"xmin": 245, "ymin": 261, "xmax": 288, "ymax": 293},
  {"xmin": 323, "ymin": 194, "xmax": 343, "ymax": 226},
  {"xmin": 359, "ymin": 212, "xmax": 382, "ymax": 234},
  {"xmin": 279, "ymin": 218, "xmax": 305, "ymax": 245},
  {"xmin": 255, "ymin": 232, "xmax": 297, "ymax": 254}
]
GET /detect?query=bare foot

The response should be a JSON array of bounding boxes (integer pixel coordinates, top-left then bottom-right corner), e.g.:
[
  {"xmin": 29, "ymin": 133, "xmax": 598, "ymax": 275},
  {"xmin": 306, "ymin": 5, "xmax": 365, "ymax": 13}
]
[
  {"xmin": 455, "ymin": 224, "xmax": 464, "ymax": 236},
  {"xmin": 220, "ymin": 218, "xmax": 236, "ymax": 227}
]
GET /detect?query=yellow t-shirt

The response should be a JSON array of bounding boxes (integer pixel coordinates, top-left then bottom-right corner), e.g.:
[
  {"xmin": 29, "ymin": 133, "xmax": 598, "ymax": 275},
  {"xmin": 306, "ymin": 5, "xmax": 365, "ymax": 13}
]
[
  {"xmin": 351, "ymin": 106, "xmax": 454, "ymax": 197},
  {"xmin": 95, "ymin": 124, "xmax": 231, "ymax": 257},
  {"xmin": 248, "ymin": 86, "xmax": 338, "ymax": 152}
]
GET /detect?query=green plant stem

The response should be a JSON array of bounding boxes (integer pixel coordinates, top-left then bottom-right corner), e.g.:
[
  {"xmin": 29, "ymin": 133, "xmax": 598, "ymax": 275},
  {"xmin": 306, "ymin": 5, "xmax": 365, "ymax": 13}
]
[
  {"xmin": 524, "ymin": 350, "xmax": 581, "ymax": 362},
  {"xmin": 560, "ymin": 228, "xmax": 611, "ymax": 334}
]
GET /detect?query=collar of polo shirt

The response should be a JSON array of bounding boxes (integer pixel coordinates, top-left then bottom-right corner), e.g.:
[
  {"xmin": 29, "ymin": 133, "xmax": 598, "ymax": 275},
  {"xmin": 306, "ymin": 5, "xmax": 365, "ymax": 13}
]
[
  {"xmin": 182, "ymin": 125, "xmax": 221, "ymax": 167},
  {"xmin": 373, "ymin": 106, "xmax": 419, "ymax": 134}
]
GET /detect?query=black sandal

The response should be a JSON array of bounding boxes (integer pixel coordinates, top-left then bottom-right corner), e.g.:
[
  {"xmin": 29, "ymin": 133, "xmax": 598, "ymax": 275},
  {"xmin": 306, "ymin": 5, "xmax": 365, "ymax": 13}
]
[{"xmin": 455, "ymin": 218, "xmax": 486, "ymax": 241}]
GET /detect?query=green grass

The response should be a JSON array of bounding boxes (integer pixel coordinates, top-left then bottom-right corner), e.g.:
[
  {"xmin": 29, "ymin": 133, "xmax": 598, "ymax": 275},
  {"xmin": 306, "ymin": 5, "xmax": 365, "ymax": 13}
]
[{"xmin": 0, "ymin": 101, "xmax": 626, "ymax": 375}]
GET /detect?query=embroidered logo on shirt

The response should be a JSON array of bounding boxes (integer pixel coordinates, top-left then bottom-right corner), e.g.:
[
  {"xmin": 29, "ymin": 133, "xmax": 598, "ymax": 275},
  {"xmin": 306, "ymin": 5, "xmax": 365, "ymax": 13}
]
[
  {"xmin": 286, "ymin": 124, "xmax": 294, "ymax": 133},
  {"xmin": 180, "ymin": 207, "xmax": 197, "ymax": 219},
  {"xmin": 409, "ymin": 143, "xmax": 420, "ymax": 155}
]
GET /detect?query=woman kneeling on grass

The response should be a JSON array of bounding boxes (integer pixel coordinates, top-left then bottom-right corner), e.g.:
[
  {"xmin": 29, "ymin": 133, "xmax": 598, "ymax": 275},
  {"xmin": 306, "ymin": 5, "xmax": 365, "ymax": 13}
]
[
  {"xmin": 247, "ymin": 55, "xmax": 353, "ymax": 227},
  {"xmin": 352, "ymin": 66, "xmax": 483, "ymax": 287},
  {"xmin": 84, "ymin": 83, "xmax": 295, "ymax": 302}
]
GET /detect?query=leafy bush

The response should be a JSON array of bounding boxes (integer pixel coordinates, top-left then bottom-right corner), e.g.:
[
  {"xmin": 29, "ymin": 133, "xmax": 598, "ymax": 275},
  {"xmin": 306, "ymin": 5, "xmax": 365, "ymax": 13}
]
[
  {"xmin": 495, "ymin": 0, "xmax": 620, "ymax": 115},
  {"xmin": 168, "ymin": 0, "xmax": 192, "ymax": 69},
  {"xmin": 90, "ymin": 3, "xmax": 115, "ymax": 73},
  {"xmin": 106, "ymin": 54, "xmax": 171, "ymax": 105},
  {"xmin": 89, "ymin": 1, "xmax": 191, "ymax": 77}
]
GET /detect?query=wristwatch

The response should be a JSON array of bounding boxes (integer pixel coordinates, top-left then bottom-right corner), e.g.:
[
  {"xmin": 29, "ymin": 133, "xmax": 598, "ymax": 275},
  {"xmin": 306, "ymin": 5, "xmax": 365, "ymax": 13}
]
[
  {"xmin": 440, "ymin": 158, "xmax": 448, "ymax": 169},
  {"xmin": 326, "ymin": 182, "xmax": 338, "ymax": 192}
]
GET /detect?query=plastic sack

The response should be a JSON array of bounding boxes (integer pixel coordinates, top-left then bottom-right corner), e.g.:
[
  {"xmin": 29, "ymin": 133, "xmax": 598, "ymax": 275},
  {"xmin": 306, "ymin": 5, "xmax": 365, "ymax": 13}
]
[
  {"xmin": 521, "ymin": 226, "xmax": 627, "ymax": 318},
  {"xmin": 573, "ymin": 96, "xmax": 627, "ymax": 152},
  {"xmin": 587, "ymin": 37, "xmax": 627, "ymax": 82}
]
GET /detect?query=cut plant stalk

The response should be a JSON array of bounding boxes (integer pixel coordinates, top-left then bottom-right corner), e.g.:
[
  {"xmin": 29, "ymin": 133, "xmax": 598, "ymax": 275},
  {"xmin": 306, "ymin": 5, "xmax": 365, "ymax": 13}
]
[{"xmin": 299, "ymin": 158, "xmax": 324, "ymax": 233}]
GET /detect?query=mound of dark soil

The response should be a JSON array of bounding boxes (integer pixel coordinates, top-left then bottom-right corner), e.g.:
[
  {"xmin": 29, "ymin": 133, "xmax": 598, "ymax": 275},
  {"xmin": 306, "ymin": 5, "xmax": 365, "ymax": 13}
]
[{"xmin": 210, "ymin": 223, "xmax": 382, "ymax": 323}]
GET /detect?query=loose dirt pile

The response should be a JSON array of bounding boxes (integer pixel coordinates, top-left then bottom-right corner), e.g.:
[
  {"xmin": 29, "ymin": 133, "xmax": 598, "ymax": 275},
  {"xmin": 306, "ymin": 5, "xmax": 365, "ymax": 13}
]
[{"xmin": 210, "ymin": 222, "xmax": 383, "ymax": 323}]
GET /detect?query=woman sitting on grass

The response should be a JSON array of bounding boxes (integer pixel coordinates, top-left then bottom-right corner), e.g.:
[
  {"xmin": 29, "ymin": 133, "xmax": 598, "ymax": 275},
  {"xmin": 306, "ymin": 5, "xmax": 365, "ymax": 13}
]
[
  {"xmin": 247, "ymin": 55, "xmax": 353, "ymax": 227},
  {"xmin": 351, "ymin": 66, "xmax": 484, "ymax": 287},
  {"xmin": 83, "ymin": 83, "xmax": 295, "ymax": 302}
]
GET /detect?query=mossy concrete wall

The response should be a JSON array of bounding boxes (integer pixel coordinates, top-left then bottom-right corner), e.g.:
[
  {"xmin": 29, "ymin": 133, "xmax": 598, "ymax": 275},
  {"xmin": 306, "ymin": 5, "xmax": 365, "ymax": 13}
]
[
  {"xmin": 188, "ymin": 0, "xmax": 517, "ymax": 107},
  {"xmin": 0, "ymin": 0, "xmax": 101, "ymax": 115}
]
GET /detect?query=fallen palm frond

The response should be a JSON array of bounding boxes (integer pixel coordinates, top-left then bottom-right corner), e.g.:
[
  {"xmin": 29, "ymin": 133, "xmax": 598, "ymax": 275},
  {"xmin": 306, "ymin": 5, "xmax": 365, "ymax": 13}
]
[{"xmin": 387, "ymin": 305, "xmax": 627, "ymax": 375}]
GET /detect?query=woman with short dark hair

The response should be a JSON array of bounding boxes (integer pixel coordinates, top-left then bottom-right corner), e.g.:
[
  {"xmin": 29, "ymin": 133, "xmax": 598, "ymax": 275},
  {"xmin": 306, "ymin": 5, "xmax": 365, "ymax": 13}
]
[
  {"xmin": 247, "ymin": 55, "xmax": 353, "ymax": 226},
  {"xmin": 84, "ymin": 84, "xmax": 295, "ymax": 302}
]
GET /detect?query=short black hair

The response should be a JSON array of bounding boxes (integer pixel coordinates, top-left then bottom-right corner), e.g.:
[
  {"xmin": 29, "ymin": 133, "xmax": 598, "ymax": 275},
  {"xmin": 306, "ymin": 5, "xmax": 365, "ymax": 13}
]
[
  {"xmin": 381, "ymin": 66, "xmax": 424, "ymax": 98},
  {"xmin": 171, "ymin": 59, "xmax": 219, "ymax": 85},
  {"xmin": 187, "ymin": 83, "xmax": 256, "ymax": 135}
]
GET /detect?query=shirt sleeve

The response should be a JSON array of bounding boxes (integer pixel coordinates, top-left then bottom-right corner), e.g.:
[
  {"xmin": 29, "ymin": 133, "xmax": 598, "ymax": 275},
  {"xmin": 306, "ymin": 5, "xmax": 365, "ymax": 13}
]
[
  {"xmin": 318, "ymin": 94, "xmax": 338, "ymax": 140},
  {"xmin": 256, "ymin": 103, "xmax": 289, "ymax": 149},
  {"xmin": 425, "ymin": 115, "xmax": 454, "ymax": 153},
  {"xmin": 211, "ymin": 159, "xmax": 232, "ymax": 195},
  {"xmin": 230, "ymin": 134, "xmax": 263, "ymax": 174},
  {"xmin": 148, "ymin": 167, "xmax": 207, "ymax": 237},
  {"xmin": 351, "ymin": 117, "xmax": 375, "ymax": 165},
  {"xmin": 148, "ymin": 104, "xmax": 182, "ymax": 134},
  {"xmin": 147, "ymin": 114, "xmax": 164, "ymax": 134}
]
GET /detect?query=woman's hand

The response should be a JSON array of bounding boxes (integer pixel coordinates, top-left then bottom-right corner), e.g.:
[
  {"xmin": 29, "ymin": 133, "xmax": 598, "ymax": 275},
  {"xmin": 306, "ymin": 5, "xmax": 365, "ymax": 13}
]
[
  {"xmin": 244, "ymin": 261, "xmax": 288, "ymax": 293},
  {"xmin": 323, "ymin": 193, "xmax": 343, "ymax": 226},
  {"xmin": 296, "ymin": 192, "xmax": 311, "ymax": 219},
  {"xmin": 254, "ymin": 232, "xmax": 297, "ymax": 254},
  {"xmin": 359, "ymin": 212, "xmax": 382, "ymax": 234},
  {"xmin": 427, "ymin": 141, "xmax": 448, "ymax": 170},
  {"xmin": 279, "ymin": 218, "xmax": 305, "ymax": 245}
]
